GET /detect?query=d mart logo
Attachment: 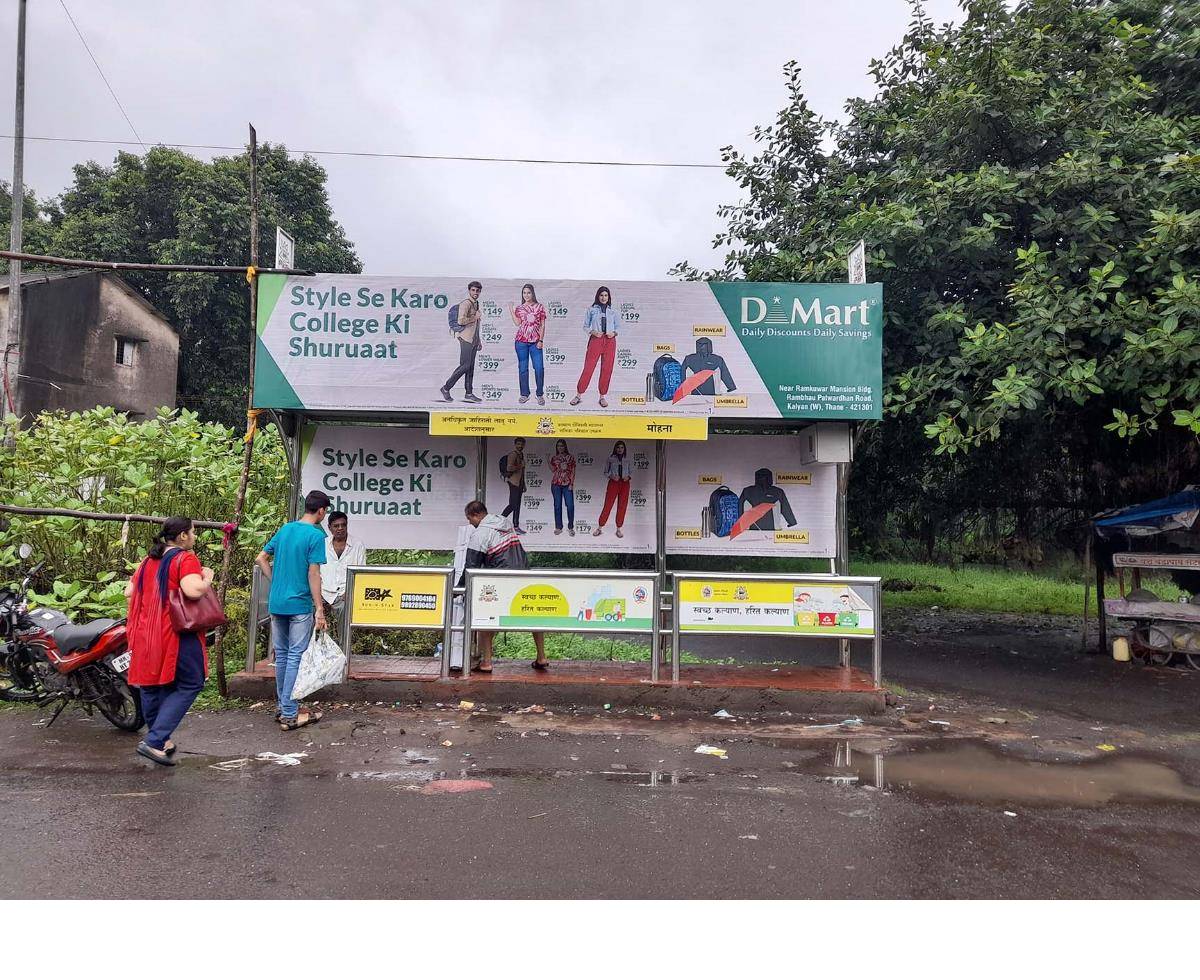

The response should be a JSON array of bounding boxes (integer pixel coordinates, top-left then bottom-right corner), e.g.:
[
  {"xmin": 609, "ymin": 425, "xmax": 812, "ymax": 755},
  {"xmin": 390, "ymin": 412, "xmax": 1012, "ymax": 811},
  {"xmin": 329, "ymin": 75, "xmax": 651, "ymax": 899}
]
[{"xmin": 740, "ymin": 295, "xmax": 873, "ymax": 327}]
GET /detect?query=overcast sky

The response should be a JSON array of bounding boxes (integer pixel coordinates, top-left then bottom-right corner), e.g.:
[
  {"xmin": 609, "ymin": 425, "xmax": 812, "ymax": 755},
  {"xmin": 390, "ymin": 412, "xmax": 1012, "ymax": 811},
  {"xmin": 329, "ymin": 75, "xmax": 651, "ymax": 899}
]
[{"xmin": 1, "ymin": 0, "xmax": 960, "ymax": 279}]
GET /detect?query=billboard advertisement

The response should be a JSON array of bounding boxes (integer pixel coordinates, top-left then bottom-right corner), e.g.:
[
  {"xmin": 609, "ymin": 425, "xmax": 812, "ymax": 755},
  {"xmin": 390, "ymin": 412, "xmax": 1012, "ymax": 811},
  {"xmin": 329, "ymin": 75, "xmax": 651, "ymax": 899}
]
[
  {"xmin": 664, "ymin": 434, "xmax": 837, "ymax": 557},
  {"xmin": 484, "ymin": 437, "xmax": 655, "ymax": 554},
  {"xmin": 299, "ymin": 425, "xmax": 478, "ymax": 550},
  {"xmin": 254, "ymin": 275, "xmax": 882, "ymax": 420}
]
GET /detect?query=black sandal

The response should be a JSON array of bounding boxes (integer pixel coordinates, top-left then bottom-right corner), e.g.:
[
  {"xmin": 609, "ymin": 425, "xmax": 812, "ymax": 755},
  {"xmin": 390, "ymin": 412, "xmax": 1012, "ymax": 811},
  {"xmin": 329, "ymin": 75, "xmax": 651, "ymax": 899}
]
[
  {"xmin": 280, "ymin": 709, "xmax": 323, "ymax": 731},
  {"xmin": 164, "ymin": 740, "xmax": 177, "ymax": 756},
  {"xmin": 531, "ymin": 660, "xmax": 549, "ymax": 671},
  {"xmin": 137, "ymin": 741, "xmax": 176, "ymax": 767}
]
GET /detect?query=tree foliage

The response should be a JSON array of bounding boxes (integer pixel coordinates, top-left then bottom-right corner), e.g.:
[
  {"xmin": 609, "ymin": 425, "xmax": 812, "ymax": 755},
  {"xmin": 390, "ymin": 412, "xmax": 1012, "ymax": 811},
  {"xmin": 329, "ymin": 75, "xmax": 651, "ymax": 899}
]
[
  {"xmin": 678, "ymin": 0, "xmax": 1200, "ymax": 553},
  {"xmin": 4, "ymin": 145, "xmax": 361, "ymax": 424},
  {"xmin": 0, "ymin": 408, "xmax": 289, "ymax": 651}
]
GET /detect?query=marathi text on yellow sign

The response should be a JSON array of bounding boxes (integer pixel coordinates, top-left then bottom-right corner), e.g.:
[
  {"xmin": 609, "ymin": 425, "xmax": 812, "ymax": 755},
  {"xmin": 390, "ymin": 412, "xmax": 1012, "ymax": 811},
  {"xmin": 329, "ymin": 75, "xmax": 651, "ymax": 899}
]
[
  {"xmin": 350, "ymin": 571, "xmax": 447, "ymax": 627},
  {"xmin": 429, "ymin": 412, "xmax": 708, "ymax": 441}
]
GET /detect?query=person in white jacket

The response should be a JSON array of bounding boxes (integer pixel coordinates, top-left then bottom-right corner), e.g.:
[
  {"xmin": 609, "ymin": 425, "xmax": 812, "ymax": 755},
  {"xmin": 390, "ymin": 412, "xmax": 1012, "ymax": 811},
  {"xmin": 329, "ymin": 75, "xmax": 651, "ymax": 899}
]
[{"xmin": 321, "ymin": 511, "xmax": 366, "ymax": 630}]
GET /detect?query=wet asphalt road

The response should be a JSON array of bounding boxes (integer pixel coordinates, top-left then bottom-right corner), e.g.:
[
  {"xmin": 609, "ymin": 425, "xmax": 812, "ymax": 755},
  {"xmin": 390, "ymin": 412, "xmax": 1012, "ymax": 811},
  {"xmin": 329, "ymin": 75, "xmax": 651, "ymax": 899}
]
[{"xmin": 4, "ymin": 686, "xmax": 1200, "ymax": 899}]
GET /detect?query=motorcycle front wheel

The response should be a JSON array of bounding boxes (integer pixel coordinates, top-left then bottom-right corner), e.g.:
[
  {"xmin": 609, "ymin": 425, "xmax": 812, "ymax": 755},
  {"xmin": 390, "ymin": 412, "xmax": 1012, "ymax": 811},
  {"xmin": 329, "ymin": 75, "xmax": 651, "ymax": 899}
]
[
  {"xmin": 0, "ymin": 658, "xmax": 43, "ymax": 703},
  {"xmin": 91, "ymin": 666, "xmax": 144, "ymax": 732}
]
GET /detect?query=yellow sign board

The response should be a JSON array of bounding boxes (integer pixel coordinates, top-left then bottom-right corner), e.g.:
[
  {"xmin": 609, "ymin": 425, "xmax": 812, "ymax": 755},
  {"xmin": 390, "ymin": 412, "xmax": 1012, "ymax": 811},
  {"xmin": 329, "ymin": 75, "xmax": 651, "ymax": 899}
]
[
  {"xmin": 350, "ymin": 571, "xmax": 447, "ymax": 627},
  {"xmin": 430, "ymin": 412, "xmax": 708, "ymax": 441}
]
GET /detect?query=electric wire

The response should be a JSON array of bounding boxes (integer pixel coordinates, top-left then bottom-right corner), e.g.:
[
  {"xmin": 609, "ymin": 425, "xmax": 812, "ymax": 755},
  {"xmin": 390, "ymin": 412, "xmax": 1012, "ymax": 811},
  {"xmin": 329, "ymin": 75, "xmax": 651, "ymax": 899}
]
[
  {"xmin": 0, "ymin": 133, "xmax": 725, "ymax": 170},
  {"xmin": 56, "ymin": 0, "xmax": 146, "ymax": 149}
]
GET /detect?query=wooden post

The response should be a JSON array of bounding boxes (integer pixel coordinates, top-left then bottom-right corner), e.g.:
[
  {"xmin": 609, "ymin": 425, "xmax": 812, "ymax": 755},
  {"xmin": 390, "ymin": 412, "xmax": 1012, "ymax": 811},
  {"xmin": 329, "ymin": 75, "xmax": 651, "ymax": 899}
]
[
  {"xmin": 1081, "ymin": 531, "xmax": 1091, "ymax": 652},
  {"xmin": 212, "ymin": 124, "xmax": 261, "ymax": 697},
  {"xmin": 1093, "ymin": 524, "xmax": 1107, "ymax": 655}
]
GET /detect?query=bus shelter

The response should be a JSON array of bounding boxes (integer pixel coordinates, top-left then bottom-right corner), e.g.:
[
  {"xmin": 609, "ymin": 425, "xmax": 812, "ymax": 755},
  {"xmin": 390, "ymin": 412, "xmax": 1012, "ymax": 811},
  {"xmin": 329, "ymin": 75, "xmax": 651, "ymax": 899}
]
[{"xmin": 240, "ymin": 274, "xmax": 885, "ymax": 704}]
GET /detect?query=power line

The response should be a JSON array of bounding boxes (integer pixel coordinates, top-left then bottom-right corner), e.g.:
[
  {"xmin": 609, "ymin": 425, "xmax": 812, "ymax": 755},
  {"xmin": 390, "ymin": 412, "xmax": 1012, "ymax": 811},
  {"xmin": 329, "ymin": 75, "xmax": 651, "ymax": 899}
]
[
  {"xmin": 57, "ymin": 1, "xmax": 145, "ymax": 149},
  {"xmin": 0, "ymin": 133, "xmax": 727, "ymax": 170}
]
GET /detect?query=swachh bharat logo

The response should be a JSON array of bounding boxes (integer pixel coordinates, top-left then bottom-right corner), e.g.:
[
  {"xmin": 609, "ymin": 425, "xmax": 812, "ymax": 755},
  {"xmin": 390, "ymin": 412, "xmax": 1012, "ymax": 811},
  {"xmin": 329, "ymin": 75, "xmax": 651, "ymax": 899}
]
[{"xmin": 577, "ymin": 586, "xmax": 627, "ymax": 623}]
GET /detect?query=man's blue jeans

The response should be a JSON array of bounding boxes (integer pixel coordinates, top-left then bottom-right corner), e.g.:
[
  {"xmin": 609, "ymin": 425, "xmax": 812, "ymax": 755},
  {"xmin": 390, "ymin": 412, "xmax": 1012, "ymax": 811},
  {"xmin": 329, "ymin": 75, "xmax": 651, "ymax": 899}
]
[
  {"xmin": 272, "ymin": 612, "xmax": 314, "ymax": 720},
  {"xmin": 515, "ymin": 341, "xmax": 544, "ymax": 397}
]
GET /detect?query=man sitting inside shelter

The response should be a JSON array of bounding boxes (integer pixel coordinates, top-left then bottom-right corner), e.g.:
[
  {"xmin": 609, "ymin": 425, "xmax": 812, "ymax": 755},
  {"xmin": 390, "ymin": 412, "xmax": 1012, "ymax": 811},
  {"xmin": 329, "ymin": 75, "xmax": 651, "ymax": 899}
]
[{"xmin": 322, "ymin": 510, "xmax": 366, "ymax": 631}]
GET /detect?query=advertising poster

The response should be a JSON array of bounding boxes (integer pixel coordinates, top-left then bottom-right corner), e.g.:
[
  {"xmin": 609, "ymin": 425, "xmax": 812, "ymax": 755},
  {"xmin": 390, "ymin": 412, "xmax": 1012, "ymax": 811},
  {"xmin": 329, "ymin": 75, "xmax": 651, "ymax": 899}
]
[
  {"xmin": 255, "ymin": 275, "xmax": 883, "ymax": 420},
  {"xmin": 485, "ymin": 437, "xmax": 656, "ymax": 554},
  {"xmin": 677, "ymin": 578, "xmax": 876, "ymax": 637},
  {"xmin": 468, "ymin": 572, "xmax": 657, "ymax": 631},
  {"xmin": 664, "ymin": 434, "xmax": 837, "ymax": 557},
  {"xmin": 349, "ymin": 570, "xmax": 449, "ymax": 628},
  {"xmin": 300, "ymin": 425, "xmax": 478, "ymax": 550}
]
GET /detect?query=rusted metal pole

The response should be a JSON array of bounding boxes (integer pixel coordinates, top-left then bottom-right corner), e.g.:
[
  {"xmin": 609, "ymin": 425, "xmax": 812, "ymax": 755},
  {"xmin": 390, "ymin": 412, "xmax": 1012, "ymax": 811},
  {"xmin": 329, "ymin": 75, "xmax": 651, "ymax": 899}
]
[
  {"xmin": 3, "ymin": 0, "xmax": 28, "ymax": 423},
  {"xmin": 0, "ymin": 502, "xmax": 228, "ymax": 530},
  {"xmin": 212, "ymin": 124, "xmax": 262, "ymax": 697},
  {"xmin": 0, "ymin": 249, "xmax": 305, "ymax": 276}
]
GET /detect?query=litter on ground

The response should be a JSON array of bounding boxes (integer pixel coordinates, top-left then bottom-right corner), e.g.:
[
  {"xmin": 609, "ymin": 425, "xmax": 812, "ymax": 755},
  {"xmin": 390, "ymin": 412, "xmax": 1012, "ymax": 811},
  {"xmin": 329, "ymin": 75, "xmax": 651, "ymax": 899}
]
[
  {"xmin": 713, "ymin": 709, "xmax": 734, "ymax": 719},
  {"xmin": 255, "ymin": 752, "xmax": 307, "ymax": 766},
  {"xmin": 694, "ymin": 744, "xmax": 728, "ymax": 759}
]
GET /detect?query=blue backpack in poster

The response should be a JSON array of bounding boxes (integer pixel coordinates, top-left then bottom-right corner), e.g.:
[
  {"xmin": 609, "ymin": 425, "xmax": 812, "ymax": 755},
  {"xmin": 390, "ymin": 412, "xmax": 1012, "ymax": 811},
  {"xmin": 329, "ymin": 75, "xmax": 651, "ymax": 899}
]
[
  {"xmin": 652, "ymin": 354, "xmax": 683, "ymax": 401},
  {"xmin": 498, "ymin": 453, "xmax": 509, "ymax": 478},
  {"xmin": 448, "ymin": 304, "xmax": 464, "ymax": 333},
  {"xmin": 709, "ymin": 486, "xmax": 740, "ymax": 538}
]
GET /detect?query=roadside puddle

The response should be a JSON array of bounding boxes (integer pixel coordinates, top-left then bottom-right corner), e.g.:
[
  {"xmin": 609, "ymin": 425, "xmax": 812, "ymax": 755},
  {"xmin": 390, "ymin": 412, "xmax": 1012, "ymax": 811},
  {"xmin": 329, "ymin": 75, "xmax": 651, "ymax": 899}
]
[{"xmin": 799, "ymin": 740, "xmax": 1200, "ymax": 807}]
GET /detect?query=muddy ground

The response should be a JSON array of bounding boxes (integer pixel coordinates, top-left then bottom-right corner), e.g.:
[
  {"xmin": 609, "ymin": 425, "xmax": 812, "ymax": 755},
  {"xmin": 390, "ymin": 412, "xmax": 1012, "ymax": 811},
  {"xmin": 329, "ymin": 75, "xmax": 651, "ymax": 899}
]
[{"xmin": 2, "ymin": 611, "xmax": 1198, "ymax": 899}]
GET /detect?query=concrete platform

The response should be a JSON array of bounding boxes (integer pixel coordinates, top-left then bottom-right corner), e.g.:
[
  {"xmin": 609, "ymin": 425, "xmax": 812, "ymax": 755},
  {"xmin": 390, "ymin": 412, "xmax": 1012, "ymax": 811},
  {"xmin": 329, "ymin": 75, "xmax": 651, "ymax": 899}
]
[{"xmin": 230, "ymin": 655, "xmax": 885, "ymax": 715}]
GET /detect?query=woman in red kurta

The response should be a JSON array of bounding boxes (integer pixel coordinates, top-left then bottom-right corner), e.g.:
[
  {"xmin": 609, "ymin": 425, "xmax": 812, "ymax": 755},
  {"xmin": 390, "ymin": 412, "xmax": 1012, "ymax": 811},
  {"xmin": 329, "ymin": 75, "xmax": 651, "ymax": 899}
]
[{"xmin": 125, "ymin": 517, "xmax": 214, "ymax": 766}]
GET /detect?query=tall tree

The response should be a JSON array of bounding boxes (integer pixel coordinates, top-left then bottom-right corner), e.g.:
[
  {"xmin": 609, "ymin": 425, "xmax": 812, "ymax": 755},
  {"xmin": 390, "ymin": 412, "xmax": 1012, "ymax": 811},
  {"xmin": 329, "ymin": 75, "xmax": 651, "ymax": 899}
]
[
  {"xmin": 43, "ymin": 144, "xmax": 361, "ymax": 424},
  {"xmin": 678, "ymin": 0, "xmax": 1200, "ymax": 548}
]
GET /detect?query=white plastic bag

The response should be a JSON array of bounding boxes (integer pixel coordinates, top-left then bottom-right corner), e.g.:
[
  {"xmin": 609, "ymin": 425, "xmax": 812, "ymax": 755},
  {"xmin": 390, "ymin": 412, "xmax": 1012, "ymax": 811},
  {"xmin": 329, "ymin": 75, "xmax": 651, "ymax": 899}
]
[{"xmin": 291, "ymin": 630, "xmax": 346, "ymax": 701}]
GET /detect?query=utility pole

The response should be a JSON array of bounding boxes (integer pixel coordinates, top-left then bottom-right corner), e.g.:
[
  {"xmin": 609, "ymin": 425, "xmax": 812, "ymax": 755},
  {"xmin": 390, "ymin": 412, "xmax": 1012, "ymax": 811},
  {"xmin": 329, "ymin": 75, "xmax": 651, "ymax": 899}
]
[
  {"xmin": 213, "ymin": 123, "xmax": 260, "ymax": 697},
  {"xmin": 3, "ymin": 0, "xmax": 27, "ymax": 424}
]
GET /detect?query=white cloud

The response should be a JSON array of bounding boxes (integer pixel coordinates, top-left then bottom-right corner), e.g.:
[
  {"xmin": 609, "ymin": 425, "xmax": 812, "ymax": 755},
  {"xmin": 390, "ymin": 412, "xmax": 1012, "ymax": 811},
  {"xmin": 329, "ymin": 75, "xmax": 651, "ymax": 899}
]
[{"xmin": 1, "ymin": 0, "xmax": 961, "ymax": 277}]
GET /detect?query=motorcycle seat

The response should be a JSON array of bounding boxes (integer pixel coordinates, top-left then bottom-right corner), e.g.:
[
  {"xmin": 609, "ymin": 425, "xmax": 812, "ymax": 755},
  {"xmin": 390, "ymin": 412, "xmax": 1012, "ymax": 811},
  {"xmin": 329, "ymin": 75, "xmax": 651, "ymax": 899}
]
[{"xmin": 52, "ymin": 619, "xmax": 118, "ymax": 655}]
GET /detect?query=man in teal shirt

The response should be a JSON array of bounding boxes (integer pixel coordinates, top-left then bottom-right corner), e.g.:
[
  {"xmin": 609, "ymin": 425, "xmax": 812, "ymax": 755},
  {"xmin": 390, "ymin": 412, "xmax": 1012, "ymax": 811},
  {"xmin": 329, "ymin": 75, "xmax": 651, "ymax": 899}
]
[{"xmin": 255, "ymin": 490, "xmax": 329, "ymax": 730}]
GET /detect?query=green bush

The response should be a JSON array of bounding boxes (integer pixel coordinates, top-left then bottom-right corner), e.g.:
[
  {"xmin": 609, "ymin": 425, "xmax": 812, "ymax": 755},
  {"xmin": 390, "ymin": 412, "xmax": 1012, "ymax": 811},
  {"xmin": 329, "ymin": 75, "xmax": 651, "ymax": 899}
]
[{"xmin": 0, "ymin": 407, "xmax": 289, "ymax": 659}]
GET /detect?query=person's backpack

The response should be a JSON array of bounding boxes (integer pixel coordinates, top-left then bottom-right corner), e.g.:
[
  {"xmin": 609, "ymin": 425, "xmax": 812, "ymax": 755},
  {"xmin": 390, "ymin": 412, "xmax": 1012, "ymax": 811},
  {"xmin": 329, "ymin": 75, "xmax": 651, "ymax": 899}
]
[
  {"xmin": 448, "ymin": 303, "xmax": 464, "ymax": 333},
  {"xmin": 652, "ymin": 354, "xmax": 683, "ymax": 401},
  {"xmin": 498, "ymin": 453, "xmax": 509, "ymax": 478},
  {"xmin": 709, "ymin": 486, "xmax": 740, "ymax": 538}
]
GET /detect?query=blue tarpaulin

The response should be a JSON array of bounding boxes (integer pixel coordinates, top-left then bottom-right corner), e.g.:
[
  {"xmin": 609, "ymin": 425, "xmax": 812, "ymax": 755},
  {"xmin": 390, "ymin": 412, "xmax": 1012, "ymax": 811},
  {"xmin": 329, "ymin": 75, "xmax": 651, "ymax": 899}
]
[{"xmin": 1095, "ymin": 488, "xmax": 1200, "ymax": 536}]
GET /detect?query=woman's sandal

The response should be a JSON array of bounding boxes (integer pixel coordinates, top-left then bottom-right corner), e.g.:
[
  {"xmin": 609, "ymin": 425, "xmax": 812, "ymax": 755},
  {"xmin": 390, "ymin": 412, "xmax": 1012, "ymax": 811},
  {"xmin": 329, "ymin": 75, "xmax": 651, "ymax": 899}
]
[
  {"xmin": 531, "ymin": 660, "xmax": 549, "ymax": 671},
  {"xmin": 280, "ymin": 709, "xmax": 323, "ymax": 731},
  {"xmin": 137, "ymin": 741, "xmax": 176, "ymax": 767},
  {"xmin": 163, "ymin": 740, "xmax": 177, "ymax": 756}
]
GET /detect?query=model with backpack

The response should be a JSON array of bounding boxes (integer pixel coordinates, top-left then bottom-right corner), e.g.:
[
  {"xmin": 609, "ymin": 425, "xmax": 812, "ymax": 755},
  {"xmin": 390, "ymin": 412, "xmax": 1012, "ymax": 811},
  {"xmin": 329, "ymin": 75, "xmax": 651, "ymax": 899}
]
[
  {"xmin": 439, "ymin": 281, "xmax": 484, "ymax": 403},
  {"xmin": 498, "ymin": 437, "xmax": 527, "ymax": 534}
]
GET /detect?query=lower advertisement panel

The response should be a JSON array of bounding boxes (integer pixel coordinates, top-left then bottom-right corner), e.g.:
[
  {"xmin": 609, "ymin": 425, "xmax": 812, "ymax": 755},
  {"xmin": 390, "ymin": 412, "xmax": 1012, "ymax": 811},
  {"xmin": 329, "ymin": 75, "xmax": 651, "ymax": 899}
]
[
  {"xmin": 468, "ymin": 571, "xmax": 657, "ymax": 632},
  {"xmin": 348, "ymin": 569, "xmax": 449, "ymax": 628},
  {"xmin": 677, "ymin": 577, "xmax": 876, "ymax": 638}
]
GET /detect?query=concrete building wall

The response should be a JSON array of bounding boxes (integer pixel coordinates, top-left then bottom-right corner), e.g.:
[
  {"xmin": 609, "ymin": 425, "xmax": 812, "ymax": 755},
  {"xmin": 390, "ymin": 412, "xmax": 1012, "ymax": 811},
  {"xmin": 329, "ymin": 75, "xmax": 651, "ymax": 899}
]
[{"xmin": 0, "ymin": 272, "xmax": 178, "ymax": 419}]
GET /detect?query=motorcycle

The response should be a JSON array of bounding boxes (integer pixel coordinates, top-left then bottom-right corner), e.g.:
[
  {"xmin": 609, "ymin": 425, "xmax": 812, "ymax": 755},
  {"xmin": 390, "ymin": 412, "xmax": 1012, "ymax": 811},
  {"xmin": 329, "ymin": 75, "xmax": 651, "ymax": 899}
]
[{"xmin": 0, "ymin": 544, "xmax": 143, "ymax": 732}]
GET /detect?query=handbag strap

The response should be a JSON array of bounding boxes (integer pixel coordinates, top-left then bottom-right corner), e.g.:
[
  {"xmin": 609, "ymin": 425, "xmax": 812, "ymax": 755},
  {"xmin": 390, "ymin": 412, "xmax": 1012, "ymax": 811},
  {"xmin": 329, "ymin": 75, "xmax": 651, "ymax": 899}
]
[{"xmin": 156, "ymin": 547, "xmax": 183, "ymax": 604}]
